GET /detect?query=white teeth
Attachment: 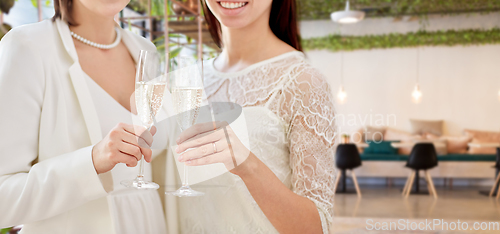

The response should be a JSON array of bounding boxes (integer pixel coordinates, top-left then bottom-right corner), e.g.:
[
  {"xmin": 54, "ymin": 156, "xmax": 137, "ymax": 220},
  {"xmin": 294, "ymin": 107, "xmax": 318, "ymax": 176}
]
[{"xmin": 219, "ymin": 1, "xmax": 246, "ymax": 9}]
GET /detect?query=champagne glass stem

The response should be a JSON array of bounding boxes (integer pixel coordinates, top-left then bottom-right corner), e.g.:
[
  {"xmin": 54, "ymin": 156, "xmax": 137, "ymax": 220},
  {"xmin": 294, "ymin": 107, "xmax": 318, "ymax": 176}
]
[
  {"xmin": 139, "ymin": 125, "xmax": 152, "ymax": 179},
  {"xmin": 183, "ymin": 165, "xmax": 188, "ymax": 187},
  {"xmin": 138, "ymin": 157, "xmax": 145, "ymax": 179}
]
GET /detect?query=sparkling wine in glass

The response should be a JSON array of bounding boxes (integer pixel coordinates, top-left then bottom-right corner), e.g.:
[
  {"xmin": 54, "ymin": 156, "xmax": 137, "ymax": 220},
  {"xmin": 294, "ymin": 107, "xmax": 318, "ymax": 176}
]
[
  {"xmin": 166, "ymin": 56, "xmax": 205, "ymax": 197},
  {"xmin": 121, "ymin": 50, "xmax": 166, "ymax": 190},
  {"xmin": 172, "ymin": 87, "xmax": 203, "ymax": 130}
]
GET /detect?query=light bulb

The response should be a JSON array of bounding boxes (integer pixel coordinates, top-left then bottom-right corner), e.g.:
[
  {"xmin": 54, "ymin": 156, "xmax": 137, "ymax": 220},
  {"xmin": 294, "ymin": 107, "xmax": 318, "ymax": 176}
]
[
  {"xmin": 330, "ymin": 0, "xmax": 365, "ymax": 24},
  {"xmin": 337, "ymin": 85, "xmax": 347, "ymax": 104},
  {"xmin": 338, "ymin": 17, "xmax": 360, "ymax": 24},
  {"xmin": 412, "ymin": 84, "xmax": 422, "ymax": 104}
]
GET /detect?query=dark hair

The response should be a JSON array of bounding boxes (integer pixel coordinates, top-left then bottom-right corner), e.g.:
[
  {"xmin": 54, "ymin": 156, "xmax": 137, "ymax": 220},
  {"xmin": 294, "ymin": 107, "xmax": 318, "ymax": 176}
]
[
  {"xmin": 52, "ymin": 0, "xmax": 78, "ymax": 26},
  {"xmin": 201, "ymin": 0, "xmax": 302, "ymax": 51}
]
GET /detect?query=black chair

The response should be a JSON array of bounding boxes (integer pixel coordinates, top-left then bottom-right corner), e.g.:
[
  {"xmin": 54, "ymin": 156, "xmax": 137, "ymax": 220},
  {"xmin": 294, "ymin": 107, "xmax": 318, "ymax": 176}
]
[
  {"xmin": 402, "ymin": 143, "xmax": 438, "ymax": 198},
  {"xmin": 334, "ymin": 144, "xmax": 362, "ymax": 197},
  {"xmin": 490, "ymin": 148, "xmax": 500, "ymax": 198},
  {"xmin": 496, "ymin": 148, "xmax": 500, "ymax": 169}
]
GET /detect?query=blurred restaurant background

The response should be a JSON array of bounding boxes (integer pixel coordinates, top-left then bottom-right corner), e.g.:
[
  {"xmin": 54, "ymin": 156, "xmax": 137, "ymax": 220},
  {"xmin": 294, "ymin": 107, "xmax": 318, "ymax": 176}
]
[{"xmin": 1, "ymin": 0, "xmax": 500, "ymax": 233}]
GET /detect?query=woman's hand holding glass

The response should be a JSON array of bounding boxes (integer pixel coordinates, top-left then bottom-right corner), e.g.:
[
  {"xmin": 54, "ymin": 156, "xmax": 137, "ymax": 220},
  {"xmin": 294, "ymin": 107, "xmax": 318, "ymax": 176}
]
[
  {"xmin": 92, "ymin": 123, "xmax": 157, "ymax": 174},
  {"xmin": 175, "ymin": 121, "xmax": 252, "ymax": 173}
]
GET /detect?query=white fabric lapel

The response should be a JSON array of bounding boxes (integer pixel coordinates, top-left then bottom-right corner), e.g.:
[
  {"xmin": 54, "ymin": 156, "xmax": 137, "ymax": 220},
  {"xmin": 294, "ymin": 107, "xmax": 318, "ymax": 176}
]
[
  {"xmin": 120, "ymin": 27, "xmax": 141, "ymax": 65},
  {"xmin": 55, "ymin": 19, "xmax": 103, "ymax": 145}
]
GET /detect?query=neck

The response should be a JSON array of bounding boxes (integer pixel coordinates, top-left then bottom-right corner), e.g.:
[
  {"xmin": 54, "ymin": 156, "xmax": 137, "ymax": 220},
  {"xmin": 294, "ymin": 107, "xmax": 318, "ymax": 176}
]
[
  {"xmin": 70, "ymin": 1, "xmax": 117, "ymax": 44},
  {"xmin": 216, "ymin": 14, "xmax": 291, "ymax": 71},
  {"xmin": 220, "ymin": 21, "xmax": 274, "ymax": 64}
]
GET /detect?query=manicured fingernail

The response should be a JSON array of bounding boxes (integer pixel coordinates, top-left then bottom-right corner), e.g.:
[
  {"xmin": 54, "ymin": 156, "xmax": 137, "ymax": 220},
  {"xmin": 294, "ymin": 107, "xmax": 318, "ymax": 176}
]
[
  {"xmin": 178, "ymin": 155, "xmax": 183, "ymax": 162},
  {"xmin": 175, "ymin": 145, "xmax": 179, "ymax": 153},
  {"xmin": 185, "ymin": 160, "xmax": 192, "ymax": 165},
  {"xmin": 176, "ymin": 137, "xmax": 180, "ymax": 143}
]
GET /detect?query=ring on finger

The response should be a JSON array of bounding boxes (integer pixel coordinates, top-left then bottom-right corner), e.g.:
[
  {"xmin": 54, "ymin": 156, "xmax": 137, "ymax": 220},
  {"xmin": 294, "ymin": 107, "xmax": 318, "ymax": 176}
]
[{"xmin": 212, "ymin": 142, "xmax": 217, "ymax": 154}]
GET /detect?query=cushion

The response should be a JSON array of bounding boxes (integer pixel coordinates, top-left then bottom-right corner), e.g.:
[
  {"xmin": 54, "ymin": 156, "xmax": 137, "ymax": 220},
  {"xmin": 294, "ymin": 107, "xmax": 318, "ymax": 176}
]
[
  {"xmin": 364, "ymin": 126, "xmax": 386, "ymax": 142},
  {"xmin": 464, "ymin": 129, "xmax": 500, "ymax": 154},
  {"xmin": 440, "ymin": 135, "xmax": 471, "ymax": 154},
  {"xmin": 410, "ymin": 119, "xmax": 444, "ymax": 136},
  {"xmin": 468, "ymin": 139, "xmax": 497, "ymax": 154},
  {"xmin": 364, "ymin": 141, "xmax": 398, "ymax": 154},
  {"xmin": 423, "ymin": 133, "xmax": 440, "ymax": 140},
  {"xmin": 384, "ymin": 128, "xmax": 415, "ymax": 141},
  {"xmin": 350, "ymin": 126, "xmax": 386, "ymax": 143},
  {"xmin": 464, "ymin": 129, "xmax": 500, "ymax": 143},
  {"xmin": 350, "ymin": 128, "xmax": 364, "ymax": 144},
  {"xmin": 384, "ymin": 128, "xmax": 422, "ymax": 155},
  {"xmin": 468, "ymin": 144, "xmax": 496, "ymax": 154}
]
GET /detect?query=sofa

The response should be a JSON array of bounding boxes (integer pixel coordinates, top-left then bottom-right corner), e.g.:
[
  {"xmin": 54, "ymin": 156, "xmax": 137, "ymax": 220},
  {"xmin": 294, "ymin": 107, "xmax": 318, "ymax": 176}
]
[{"xmin": 349, "ymin": 120, "xmax": 499, "ymax": 179}]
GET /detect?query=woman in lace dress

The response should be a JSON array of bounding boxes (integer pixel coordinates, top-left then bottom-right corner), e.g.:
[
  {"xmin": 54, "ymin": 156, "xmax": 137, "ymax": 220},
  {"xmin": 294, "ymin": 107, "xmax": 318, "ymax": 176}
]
[{"xmin": 172, "ymin": 0, "xmax": 336, "ymax": 233}]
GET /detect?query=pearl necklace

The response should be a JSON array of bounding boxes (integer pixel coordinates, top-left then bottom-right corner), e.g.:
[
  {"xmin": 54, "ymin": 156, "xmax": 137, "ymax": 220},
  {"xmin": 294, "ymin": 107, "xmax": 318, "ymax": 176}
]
[{"xmin": 70, "ymin": 27, "xmax": 122, "ymax": 50}]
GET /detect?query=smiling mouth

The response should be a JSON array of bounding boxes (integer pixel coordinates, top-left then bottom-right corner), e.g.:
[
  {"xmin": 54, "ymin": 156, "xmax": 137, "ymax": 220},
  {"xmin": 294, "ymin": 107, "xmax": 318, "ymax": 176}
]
[{"xmin": 217, "ymin": 1, "xmax": 248, "ymax": 9}]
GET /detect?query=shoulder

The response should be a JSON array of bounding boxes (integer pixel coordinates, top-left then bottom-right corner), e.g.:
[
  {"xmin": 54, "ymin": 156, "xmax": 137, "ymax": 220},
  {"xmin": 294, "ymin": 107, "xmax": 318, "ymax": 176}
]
[
  {"xmin": 0, "ymin": 20, "xmax": 56, "ymax": 68},
  {"xmin": 0, "ymin": 20, "xmax": 55, "ymax": 49},
  {"xmin": 121, "ymin": 29, "xmax": 156, "ymax": 51},
  {"xmin": 288, "ymin": 54, "xmax": 331, "ymax": 91}
]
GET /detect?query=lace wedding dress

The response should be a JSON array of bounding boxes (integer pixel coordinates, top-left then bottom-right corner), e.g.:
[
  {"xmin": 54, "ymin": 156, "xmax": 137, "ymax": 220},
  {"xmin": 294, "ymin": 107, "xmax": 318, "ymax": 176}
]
[{"xmin": 178, "ymin": 51, "xmax": 337, "ymax": 234}]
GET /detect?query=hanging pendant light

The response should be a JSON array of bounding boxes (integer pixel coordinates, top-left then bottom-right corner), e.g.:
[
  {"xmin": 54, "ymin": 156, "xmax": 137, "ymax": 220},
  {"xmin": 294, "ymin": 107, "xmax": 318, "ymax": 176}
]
[
  {"xmin": 331, "ymin": 0, "xmax": 365, "ymax": 24},
  {"xmin": 337, "ymin": 52, "xmax": 347, "ymax": 104},
  {"xmin": 412, "ymin": 84, "xmax": 422, "ymax": 104},
  {"xmin": 412, "ymin": 48, "xmax": 422, "ymax": 104},
  {"xmin": 337, "ymin": 85, "xmax": 347, "ymax": 104}
]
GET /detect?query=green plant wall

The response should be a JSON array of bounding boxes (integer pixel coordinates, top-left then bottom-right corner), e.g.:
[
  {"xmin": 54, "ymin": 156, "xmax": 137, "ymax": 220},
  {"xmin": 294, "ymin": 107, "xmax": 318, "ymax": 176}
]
[
  {"xmin": 1, "ymin": 227, "xmax": 12, "ymax": 234},
  {"xmin": 298, "ymin": 0, "xmax": 500, "ymax": 20},
  {"xmin": 302, "ymin": 28, "xmax": 500, "ymax": 52}
]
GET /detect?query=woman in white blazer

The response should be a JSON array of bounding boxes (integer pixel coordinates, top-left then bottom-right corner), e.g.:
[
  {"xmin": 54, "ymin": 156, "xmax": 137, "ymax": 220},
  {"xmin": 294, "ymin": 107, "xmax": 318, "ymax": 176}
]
[{"xmin": 0, "ymin": 0, "xmax": 169, "ymax": 233}]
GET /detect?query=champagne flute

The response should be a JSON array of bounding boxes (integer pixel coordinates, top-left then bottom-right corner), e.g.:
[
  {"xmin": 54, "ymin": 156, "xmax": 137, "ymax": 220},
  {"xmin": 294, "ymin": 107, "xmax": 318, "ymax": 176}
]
[
  {"xmin": 121, "ymin": 50, "xmax": 166, "ymax": 190},
  {"xmin": 166, "ymin": 56, "xmax": 205, "ymax": 197}
]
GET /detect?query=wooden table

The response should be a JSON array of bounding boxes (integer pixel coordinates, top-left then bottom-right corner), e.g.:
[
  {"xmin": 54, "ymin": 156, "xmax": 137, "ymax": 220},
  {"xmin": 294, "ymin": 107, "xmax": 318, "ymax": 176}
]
[{"xmin": 468, "ymin": 143, "xmax": 500, "ymax": 148}]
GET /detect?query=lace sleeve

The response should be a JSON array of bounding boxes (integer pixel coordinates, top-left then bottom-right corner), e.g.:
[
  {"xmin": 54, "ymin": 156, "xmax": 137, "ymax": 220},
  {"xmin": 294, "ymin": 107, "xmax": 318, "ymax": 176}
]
[{"xmin": 281, "ymin": 65, "xmax": 337, "ymax": 233}]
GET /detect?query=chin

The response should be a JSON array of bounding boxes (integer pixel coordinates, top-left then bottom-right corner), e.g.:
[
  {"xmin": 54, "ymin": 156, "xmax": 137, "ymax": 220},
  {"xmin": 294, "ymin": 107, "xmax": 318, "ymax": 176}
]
[
  {"xmin": 99, "ymin": 3, "xmax": 128, "ymax": 17},
  {"xmin": 85, "ymin": 0, "xmax": 129, "ymax": 18},
  {"xmin": 217, "ymin": 17, "xmax": 252, "ymax": 29}
]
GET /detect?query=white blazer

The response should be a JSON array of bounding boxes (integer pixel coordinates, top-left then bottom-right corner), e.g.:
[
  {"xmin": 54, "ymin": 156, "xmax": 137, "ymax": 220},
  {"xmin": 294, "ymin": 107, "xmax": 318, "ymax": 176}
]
[{"xmin": 0, "ymin": 19, "xmax": 174, "ymax": 233}]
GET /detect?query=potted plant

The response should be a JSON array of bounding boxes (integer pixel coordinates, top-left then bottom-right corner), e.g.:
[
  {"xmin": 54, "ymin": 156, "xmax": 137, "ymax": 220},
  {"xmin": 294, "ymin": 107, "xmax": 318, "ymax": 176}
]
[
  {"xmin": 0, "ymin": 0, "xmax": 14, "ymax": 40},
  {"xmin": 341, "ymin": 134, "xmax": 350, "ymax": 144}
]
